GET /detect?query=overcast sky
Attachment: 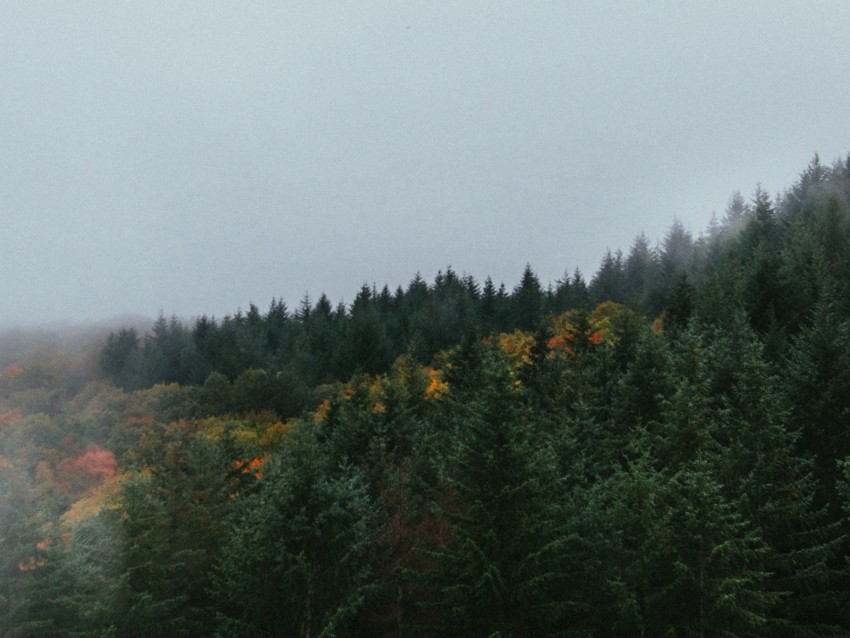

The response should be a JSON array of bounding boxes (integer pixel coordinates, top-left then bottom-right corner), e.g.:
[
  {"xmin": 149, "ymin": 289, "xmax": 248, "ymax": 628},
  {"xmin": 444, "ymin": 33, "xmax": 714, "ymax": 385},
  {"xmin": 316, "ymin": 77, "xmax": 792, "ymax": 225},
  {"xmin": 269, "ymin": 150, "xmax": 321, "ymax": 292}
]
[{"xmin": 1, "ymin": 2, "xmax": 849, "ymax": 327}]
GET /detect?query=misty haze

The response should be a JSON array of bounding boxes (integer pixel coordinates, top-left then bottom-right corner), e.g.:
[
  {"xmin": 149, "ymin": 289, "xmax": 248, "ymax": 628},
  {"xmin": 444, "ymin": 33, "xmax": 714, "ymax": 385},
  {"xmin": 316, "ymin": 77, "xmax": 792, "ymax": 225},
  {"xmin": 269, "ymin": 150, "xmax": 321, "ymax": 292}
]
[{"xmin": 3, "ymin": 3, "xmax": 850, "ymax": 636}]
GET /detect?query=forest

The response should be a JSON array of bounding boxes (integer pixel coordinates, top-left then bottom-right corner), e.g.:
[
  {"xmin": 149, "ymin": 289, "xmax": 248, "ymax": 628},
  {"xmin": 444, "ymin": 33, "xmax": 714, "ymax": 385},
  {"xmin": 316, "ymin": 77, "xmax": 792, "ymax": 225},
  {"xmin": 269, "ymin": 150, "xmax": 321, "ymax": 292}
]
[{"xmin": 3, "ymin": 153, "xmax": 850, "ymax": 636}]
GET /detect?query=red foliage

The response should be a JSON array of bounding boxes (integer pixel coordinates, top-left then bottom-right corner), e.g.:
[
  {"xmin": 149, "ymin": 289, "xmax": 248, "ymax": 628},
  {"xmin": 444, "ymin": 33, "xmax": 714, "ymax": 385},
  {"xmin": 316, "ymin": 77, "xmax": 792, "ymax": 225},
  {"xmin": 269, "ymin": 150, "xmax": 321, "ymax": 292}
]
[
  {"xmin": 547, "ymin": 336, "xmax": 566, "ymax": 349},
  {"xmin": 71, "ymin": 449, "xmax": 117, "ymax": 478},
  {"xmin": 58, "ymin": 448, "xmax": 117, "ymax": 480},
  {"xmin": 0, "ymin": 409, "xmax": 23, "ymax": 425},
  {"xmin": 0, "ymin": 364, "xmax": 24, "ymax": 380}
]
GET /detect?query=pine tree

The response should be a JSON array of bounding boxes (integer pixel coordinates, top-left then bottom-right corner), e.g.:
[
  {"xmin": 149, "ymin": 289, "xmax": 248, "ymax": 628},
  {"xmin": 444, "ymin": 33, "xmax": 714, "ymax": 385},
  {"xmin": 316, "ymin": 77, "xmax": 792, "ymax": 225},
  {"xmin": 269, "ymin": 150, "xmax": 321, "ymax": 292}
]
[
  {"xmin": 213, "ymin": 426, "xmax": 377, "ymax": 637},
  {"xmin": 511, "ymin": 264, "xmax": 544, "ymax": 331},
  {"xmin": 665, "ymin": 272, "xmax": 697, "ymax": 333},
  {"xmin": 430, "ymin": 341, "xmax": 582, "ymax": 636},
  {"xmin": 106, "ymin": 425, "xmax": 232, "ymax": 637},
  {"xmin": 783, "ymin": 293, "xmax": 850, "ymax": 515},
  {"xmin": 700, "ymin": 319, "xmax": 845, "ymax": 635},
  {"xmin": 590, "ymin": 249, "xmax": 627, "ymax": 305},
  {"xmin": 625, "ymin": 232, "xmax": 658, "ymax": 311},
  {"xmin": 723, "ymin": 189, "xmax": 749, "ymax": 233}
]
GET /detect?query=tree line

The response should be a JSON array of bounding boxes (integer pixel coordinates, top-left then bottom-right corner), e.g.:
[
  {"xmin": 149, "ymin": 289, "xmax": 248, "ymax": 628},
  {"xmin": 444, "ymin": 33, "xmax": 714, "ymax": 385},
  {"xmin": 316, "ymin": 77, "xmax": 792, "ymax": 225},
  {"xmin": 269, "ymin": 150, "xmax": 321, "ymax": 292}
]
[{"xmin": 99, "ymin": 157, "xmax": 834, "ymax": 404}]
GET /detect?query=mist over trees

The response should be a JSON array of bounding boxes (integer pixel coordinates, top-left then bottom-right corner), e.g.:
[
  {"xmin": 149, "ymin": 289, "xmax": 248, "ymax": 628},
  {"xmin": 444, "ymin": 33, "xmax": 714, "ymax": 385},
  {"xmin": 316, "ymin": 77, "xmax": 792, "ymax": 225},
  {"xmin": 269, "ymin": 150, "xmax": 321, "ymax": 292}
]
[{"xmin": 3, "ymin": 153, "xmax": 850, "ymax": 635}]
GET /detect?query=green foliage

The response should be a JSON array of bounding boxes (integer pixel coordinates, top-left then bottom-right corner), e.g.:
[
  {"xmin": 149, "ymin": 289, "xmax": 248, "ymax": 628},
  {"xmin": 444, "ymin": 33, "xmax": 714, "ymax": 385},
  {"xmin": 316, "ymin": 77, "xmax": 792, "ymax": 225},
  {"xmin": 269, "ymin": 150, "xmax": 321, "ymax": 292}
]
[
  {"xmin": 107, "ymin": 429, "xmax": 232, "ymax": 637},
  {"xmin": 428, "ymin": 341, "xmax": 584, "ymax": 637},
  {"xmin": 212, "ymin": 426, "xmax": 378, "ymax": 637},
  {"xmin": 8, "ymin": 151, "xmax": 850, "ymax": 636},
  {"xmin": 665, "ymin": 272, "xmax": 696, "ymax": 333}
]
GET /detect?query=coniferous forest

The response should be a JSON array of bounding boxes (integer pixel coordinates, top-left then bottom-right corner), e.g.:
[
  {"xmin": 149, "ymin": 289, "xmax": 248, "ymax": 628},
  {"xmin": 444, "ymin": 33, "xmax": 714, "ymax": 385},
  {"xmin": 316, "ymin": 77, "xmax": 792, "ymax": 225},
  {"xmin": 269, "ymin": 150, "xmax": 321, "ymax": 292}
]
[{"xmin": 4, "ymin": 154, "xmax": 850, "ymax": 636}]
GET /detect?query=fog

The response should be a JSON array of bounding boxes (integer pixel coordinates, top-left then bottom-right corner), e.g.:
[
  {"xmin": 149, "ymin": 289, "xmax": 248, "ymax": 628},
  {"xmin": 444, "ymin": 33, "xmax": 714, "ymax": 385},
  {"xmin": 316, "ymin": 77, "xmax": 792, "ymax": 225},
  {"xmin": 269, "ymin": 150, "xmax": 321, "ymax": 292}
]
[{"xmin": 2, "ymin": 2, "xmax": 849, "ymax": 327}]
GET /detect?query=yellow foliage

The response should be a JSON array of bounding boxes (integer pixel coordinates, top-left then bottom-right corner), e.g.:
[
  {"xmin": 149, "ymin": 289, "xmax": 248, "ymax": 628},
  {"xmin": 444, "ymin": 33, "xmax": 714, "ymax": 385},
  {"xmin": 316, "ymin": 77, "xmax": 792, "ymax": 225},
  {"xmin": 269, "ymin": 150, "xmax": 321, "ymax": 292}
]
[
  {"xmin": 587, "ymin": 301, "xmax": 625, "ymax": 346},
  {"xmin": 230, "ymin": 425, "xmax": 259, "ymax": 447},
  {"xmin": 368, "ymin": 376, "xmax": 387, "ymax": 413},
  {"xmin": 498, "ymin": 330, "xmax": 535, "ymax": 367},
  {"xmin": 551, "ymin": 309, "xmax": 581, "ymax": 338},
  {"xmin": 549, "ymin": 302, "xmax": 627, "ymax": 355},
  {"xmin": 259, "ymin": 420, "xmax": 295, "ymax": 447},
  {"xmin": 197, "ymin": 413, "xmax": 280, "ymax": 448},
  {"xmin": 391, "ymin": 354, "xmax": 428, "ymax": 395},
  {"xmin": 60, "ymin": 473, "xmax": 123, "ymax": 527},
  {"xmin": 314, "ymin": 399, "xmax": 331, "ymax": 423},
  {"xmin": 197, "ymin": 417, "xmax": 227, "ymax": 442}
]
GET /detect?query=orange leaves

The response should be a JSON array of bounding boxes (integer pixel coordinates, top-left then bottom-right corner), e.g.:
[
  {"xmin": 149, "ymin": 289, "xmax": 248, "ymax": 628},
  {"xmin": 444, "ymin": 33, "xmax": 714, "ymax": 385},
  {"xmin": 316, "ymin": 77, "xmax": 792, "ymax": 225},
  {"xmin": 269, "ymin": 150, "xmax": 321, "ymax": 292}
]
[
  {"xmin": 549, "ymin": 302, "xmax": 627, "ymax": 356},
  {"xmin": 367, "ymin": 377, "xmax": 388, "ymax": 414},
  {"xmin": 316, "ymin": 376, "xmax": 391, "ymax": 417},
  {"xmin": 547, "ymin": 335, "xmax": 567, "ymax": 349},
  {"xmin": 18, "ymin": 538, "xmax": 51, "ymax": 572},
  {"xmin": 587, "ymin": 301, "xmax": 624, "ymax": 346},
  {"xmin": 425, "ymin": 376, "xmax": 446, "ymax": 400},
  {"xmin": 18, "ymin": 556, "xmax": 47, "ymax": 572},
  {"xmin": 424, "ymin": 367, "xmax": 448, "ymax": 400},
  {"xmin": 232, "ymin": 455, "xmax": 267, "ymax": 481}
]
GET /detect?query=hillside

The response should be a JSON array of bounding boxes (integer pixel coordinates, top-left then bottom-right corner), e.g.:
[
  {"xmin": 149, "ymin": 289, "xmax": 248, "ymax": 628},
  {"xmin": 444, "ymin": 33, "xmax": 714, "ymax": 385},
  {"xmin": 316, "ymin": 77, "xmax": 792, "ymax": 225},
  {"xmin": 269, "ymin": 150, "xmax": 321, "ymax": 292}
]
[{"xmin": 2, "ymin": 153, "xmax": 850, "ymax": 636}]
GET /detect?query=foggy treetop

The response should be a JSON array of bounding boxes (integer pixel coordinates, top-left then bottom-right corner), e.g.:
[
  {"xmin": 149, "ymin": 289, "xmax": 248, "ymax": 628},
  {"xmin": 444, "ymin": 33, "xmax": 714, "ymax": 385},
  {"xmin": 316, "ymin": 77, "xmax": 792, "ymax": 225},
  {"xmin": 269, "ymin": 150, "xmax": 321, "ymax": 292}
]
[{"xmin": 2, "ymin": 3, "xmax": 850, "ymax": 326}]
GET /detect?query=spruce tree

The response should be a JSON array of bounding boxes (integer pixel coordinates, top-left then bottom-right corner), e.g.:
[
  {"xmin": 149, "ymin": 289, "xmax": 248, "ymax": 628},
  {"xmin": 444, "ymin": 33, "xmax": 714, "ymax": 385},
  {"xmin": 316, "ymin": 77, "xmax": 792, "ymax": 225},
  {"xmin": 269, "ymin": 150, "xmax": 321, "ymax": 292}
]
[
  {"xmin": 430, "ymin": 340, "xmax": 582, "ymax": 637},
  {"xmin": 213, "ymin": 426, "xmax": 378, "ymax": 637}
]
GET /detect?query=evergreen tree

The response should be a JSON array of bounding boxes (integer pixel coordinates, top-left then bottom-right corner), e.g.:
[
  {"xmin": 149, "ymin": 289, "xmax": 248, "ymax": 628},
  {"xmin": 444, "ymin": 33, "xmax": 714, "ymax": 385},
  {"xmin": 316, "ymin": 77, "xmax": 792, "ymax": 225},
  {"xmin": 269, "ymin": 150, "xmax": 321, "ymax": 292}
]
[
  {"xmin": 624, "ymin": 232, "xmax": 658, "ymax": 311},
  {"xmin": 430, "ymin": 341, "xmax": 581, "ymax": 637},
  {"xmin": 590, "ymin": 249, "xmax": 627, "ymax": 305},
  {"xmin": 783, "ymin": 293, "xmax": 850, "ymax": 515},
  {"xmin": 213, "ymin": 427, "xmax": 378, "ymax": 638},
  {"xmin": 723, "ymin": 189, "xmax": 749, "ymax": 233},
  {"xmin": 700, "ymin": 319, "xmax": 845, "ymax": 635},
  {"xmin": 108, "ymin": 429, "xmax": 230, "ymax": 637},
  {"xmin": 100, "ymin": 327, "xmax": 141, "ymax": 390},
  {"xmin": 665, "ymin": 272, "xmax": 697, "ymax": 333},
  {"xmin": 739, "ymin": 186, "xmax": 784, "ymax": 339},
  {"xmin": 338, "ymin": 285, "xmax": 393, "ymax": 377},
  {"xmin": 511, "ymin": 264, "xmax": 544, "ymax": 331},
  {"xmin": 480, "ymin": 276, "xmax": 499, "ymax": 335}
]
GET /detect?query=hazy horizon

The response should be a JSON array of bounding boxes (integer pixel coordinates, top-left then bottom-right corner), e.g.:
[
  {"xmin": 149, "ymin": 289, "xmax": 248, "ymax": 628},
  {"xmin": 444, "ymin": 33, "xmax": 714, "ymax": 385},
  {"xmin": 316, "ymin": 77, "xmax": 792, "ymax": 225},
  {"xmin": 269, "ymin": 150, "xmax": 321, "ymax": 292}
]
[{"xmin": 2, "ymin": 2, "xmax": 849, "ymax": 329}]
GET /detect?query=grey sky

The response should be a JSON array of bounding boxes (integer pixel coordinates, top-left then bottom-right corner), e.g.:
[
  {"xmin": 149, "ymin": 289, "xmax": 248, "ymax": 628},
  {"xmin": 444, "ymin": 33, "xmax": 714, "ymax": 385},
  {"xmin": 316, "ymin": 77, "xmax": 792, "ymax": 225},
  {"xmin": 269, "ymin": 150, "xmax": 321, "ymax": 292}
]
[{"xmin": 1, "ymin": 2, "xmax": 849, "ymax": 327}]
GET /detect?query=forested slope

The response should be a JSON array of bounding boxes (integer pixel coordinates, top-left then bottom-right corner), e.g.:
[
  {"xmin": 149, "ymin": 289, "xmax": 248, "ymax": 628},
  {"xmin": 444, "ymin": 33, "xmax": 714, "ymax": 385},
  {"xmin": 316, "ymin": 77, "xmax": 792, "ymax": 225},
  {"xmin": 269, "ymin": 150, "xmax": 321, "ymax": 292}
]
[{"xmin": 3, "ymin": 154, "xmax": 850, "ymax": 636}]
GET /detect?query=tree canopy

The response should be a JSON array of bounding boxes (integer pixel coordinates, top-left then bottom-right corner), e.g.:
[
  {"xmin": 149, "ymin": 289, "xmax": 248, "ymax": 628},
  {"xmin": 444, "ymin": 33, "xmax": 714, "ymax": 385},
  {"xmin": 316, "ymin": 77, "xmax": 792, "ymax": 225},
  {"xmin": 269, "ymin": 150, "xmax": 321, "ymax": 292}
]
[{"xmin": 4, "ymin": 153, "xmax": 850, "ymax": 636}]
